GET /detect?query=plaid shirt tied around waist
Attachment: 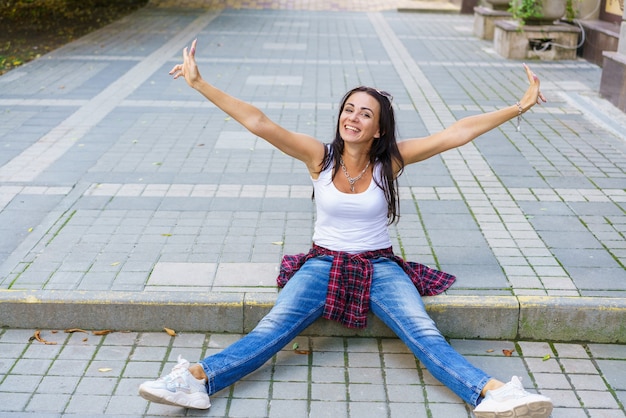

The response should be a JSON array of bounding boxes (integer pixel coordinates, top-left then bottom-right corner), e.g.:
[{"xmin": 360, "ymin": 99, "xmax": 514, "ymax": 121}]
[{"xmin": 277, "ymin": 244, "xmax": 456, "ymax": 329}]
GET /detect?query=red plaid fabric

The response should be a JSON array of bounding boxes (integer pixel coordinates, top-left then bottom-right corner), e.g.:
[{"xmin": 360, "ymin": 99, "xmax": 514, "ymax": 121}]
[{"xmin": 277, "ymin": 244, "xmax": 456, "ymax": 329}]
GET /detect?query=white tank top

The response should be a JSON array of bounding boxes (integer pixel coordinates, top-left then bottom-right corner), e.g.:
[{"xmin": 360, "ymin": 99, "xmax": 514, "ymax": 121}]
[{"xmin": 312, "ymin": 162, "xmax": 392, "ymax": 253}]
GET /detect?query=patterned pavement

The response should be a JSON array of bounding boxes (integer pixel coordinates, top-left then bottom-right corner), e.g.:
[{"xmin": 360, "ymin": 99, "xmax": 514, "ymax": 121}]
[{"xmin": 0, "ymin": 3, "xmax": 625, "ymax": 417}]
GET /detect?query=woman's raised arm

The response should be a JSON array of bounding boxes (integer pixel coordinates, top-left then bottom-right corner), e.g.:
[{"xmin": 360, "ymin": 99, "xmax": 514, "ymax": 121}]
[
  {"xmin": 398, "ymin": 64, "xmax": 546, "ymax": 167},
  {"xmin": 170, "ymin": 39, "xmax": 325, "ymax": 173}
]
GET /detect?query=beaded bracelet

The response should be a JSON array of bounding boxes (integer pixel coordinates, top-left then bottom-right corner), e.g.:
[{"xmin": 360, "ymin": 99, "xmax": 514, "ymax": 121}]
[{"xmin": 515, "ymin": 102, "xmax": 523, "ymax": 132}]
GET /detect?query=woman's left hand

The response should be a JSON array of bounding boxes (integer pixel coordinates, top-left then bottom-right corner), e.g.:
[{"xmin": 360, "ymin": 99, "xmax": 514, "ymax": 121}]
[{"xmin": 519, "ymin": 63, "xmax": 546, "ymax": 112}]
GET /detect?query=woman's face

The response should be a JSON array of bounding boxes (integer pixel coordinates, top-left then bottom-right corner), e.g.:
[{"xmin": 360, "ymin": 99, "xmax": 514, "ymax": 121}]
[{"xmin": 339, "ymin": 91, "xmax": 381, "ymax": 145}]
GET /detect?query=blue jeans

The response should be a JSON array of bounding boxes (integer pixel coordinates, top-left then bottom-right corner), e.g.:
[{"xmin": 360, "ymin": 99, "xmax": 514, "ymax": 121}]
[{"xmin": 199, "ymin": 256, "xmax": 491, "ymax": 406}]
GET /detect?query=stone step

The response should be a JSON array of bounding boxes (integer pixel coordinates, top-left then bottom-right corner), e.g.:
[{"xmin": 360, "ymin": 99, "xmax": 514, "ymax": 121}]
[{"xmin": 2, "ymin": 290, "xmax": 625, "ymax": 343}]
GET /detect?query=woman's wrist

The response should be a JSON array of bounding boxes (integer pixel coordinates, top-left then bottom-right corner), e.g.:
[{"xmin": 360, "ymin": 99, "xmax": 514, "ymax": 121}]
[
  {"xmin": 191, "ymin": 78, "xmax": 207, "ymax": 91},
  {"xmin": 515, "ymin": 101, "xmax": 523, "ymax": 132}
]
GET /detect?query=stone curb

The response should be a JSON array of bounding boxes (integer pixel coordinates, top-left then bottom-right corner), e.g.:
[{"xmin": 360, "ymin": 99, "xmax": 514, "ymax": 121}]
[
  {"xmin": 2, "ymin": 290, "xmax": 624, "ymax": 343},
  {"xmin": 397, "ymin": 3, "xmax": 461, "ymax": 13}
]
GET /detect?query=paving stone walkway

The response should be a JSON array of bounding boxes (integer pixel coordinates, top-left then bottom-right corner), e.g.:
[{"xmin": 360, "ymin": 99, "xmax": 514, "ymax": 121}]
[
  {"xmin": 0, "ymin": 1, "xmax": 625, "ymax": 416},
  {"xmin": 1, "ymin": 328, "xmax": 626, "ymax": 417}
]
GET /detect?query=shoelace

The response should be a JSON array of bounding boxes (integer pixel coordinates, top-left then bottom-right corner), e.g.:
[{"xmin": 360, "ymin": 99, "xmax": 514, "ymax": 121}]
[
  {"xmin": 491, "ymin": 377, "xmax": 529, "ymax": 400},
  {"xmin": 162, "ymin": 356, "xmax": 190, "ymax": 383}
]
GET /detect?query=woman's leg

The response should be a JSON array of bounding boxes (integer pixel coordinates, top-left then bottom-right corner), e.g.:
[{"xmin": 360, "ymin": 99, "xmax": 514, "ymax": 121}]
[
  {"xmin": 369, "ymin": 258, "xmax": 490, "ymax": 406},
  {"xmin": 199, "ymin": 256, "xmax": 331, "ymax": 395}
]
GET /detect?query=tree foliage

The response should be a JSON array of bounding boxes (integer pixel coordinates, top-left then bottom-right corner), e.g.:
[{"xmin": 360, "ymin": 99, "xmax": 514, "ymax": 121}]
[{"xmin": 0, "ymin": 0, "xmax": 148, "ymax": 74}]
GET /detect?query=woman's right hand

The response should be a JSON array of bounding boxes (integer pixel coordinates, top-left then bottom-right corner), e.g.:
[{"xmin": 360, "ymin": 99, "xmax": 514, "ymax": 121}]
[{"xmin": 169, "ymin": 38, "xmax": 202, "ymax": 89}]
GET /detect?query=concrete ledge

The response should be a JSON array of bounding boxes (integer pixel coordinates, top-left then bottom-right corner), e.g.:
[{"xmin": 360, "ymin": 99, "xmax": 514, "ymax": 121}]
[
  {"xmin": 426, "ymin": 295, "xmax": 519, "ymax": 339},
  {"xmin": 1, "ymin": 290, "xmax": 624, "ymax": 343},
  {"xmin": 397, "ymin": 0, "xmax": 460, "ymax": 14},
  {"xmin": 242, "ymin": 294, "xmax": 518, "ymax": 338},
  {"xmin": 518, "ymin": 296, "xmax": 626, "ymax": 343},
  {"xmin": 0, "ymin": 290, "xmax": 245, "ymax": 333},
  {"xmin": 494, "ymin": 20, "xmax": 582, "ymax": 60}
]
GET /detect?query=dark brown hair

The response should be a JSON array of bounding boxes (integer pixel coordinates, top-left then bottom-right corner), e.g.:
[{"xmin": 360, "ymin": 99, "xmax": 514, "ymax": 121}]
[{"xmin": 320, "ymin": 86, "xmax": 404, "ymax": 224}]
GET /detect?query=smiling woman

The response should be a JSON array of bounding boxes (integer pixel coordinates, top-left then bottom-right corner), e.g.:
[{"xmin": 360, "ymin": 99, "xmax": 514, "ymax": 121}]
[
  {"xmin": 138, "ymin": 39, "xmax": 553, "ymax": 418},
  {"xmin": 0, "ymin": 0, "xmax": 148, "ymax": 75}
]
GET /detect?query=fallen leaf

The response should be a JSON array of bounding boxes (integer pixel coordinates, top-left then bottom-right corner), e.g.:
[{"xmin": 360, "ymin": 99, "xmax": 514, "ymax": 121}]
[
  {"xmin": 111, "ymin": 261, "xmax": 120, "ymax": 266},
  {"xmin": 271, "ymin": 241, "xmax": 284, "ymax": 245},
  {"xmin": 164, "ymin": 327, "xmax": 177, "ymax": 337},
  {"xmin": 503, "ymin": 349, "xmax": 515, "ymax": 357},
  {"xmin": 92, "ymin": 330, "xmax": 113, "ymax": 336},
  {"xmin": 32, "ymin": 330, "xmax": 57, "ymax": 345},
  {"xmin": 292, "ymin": 342, "xmax": 309, "ymax": 355},
  {"xmin": 542, "ymin": 354, "xmax": 551, "ymax": 361},
  {"xmin": 161, "ymin": 233, "xmax": 172, "ymax": 237},
  {"xmin": 28, "ymin": 227, "xmax": 33, "ymax": 232},
  {"xmin": 82, "ymin": 337, "xmax": 89, "ymax": 342},
  {"xmin": 98, "ymin": 368, "xmax": 113, "ymax": 373},
  {"xmin": 486, "ymin": 349, "xmax": 494, "ymax": 353},
  {"xmin": 65, "ymin": 328, "xmax": 88, "ymax": 334}
]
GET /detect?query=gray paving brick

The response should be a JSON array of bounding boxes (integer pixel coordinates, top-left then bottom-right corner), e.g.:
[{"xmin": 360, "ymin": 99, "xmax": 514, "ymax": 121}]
[
  {"xmin": 11, "ymin": 358, "xmax": 53, "ymax": 375},
  {"xmin": 64, "ymin": 394, "xmax": 110, "ymax": 414},
  {"xmin": 37, "ymin": 375, "xmax": 81, "ymax": 394},
  {"xmin": 85, "ymin": 360, "xmax": 126, "ymax": 378},
  {"xmin": 550, "ymin": 407, "xmax": 588, "ymax": 418},
  {"xmin": 75, "ymin": 376, "xmax": 118, "ymax": 395},
  {"xmin": 541, "ymin": 389, "xmax": 582, "ymax": 408},
  {"xmin": 228, "ymin": 398, "xmax": 269, "ymax": 417},
  {"xmin": 587, "ymin": 410, "xmax": 626, "ymax": 418},
  {"xmin": 124, "ymin": 361, "xmax": 161, "ymax": 380},
  {"xmin": 268, "ymin": 399, "xmax": 309, "ymax": 418},
  {"xmin": 428, "ymin": 402, "xmax": 470, "ymax": 417},
  {"xmin": 0, "ymin": 374, "xmax": 41, "ymax": 393},
  {"xmin": 47, "ymin": 360, "xmax": 90, "ymax": 377},
  {"xmin": 311, "ymin": 366, "xmax": 344, "ymax": 384},
  {"xmin": 58, "ymin": 342, "xmax": 99, "ymax": 360},
  {"xmin": 26, "ymin": 392, "xmax": 70, "ymax": 413},
  {"xmin": 105, "ymin": 395, "xmax": 148, "ymax": 415},
  {"xmin": 597, "ymin": 359, "xmax": 626, "ymax": 391},
  {"xmin": 534, "ymin": 373, "xmax": 572, "ymax": 390},
  {"xmin": 272, "ymin": 381, "xmax": 308, "ymax": 400},
  {"xmin": 0, "ymin": 392, "xmax": 30, "ymax": 412}
]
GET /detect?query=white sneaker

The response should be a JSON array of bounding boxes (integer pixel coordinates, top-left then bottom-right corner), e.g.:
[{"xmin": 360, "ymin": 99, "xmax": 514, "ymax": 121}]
[
  {"xmin": 474, "ymin": 376, "xmax": 553, "ymax": 418},
  {"xmin": 139, "ymin": 355, "xmax": 211, "ymax": 409}
]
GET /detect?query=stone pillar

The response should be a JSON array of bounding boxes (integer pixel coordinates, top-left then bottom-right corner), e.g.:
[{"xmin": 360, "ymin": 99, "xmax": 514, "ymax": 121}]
[
  {"xmin": 473, "ymin": 6, "xmax": 512, "ymax": 40},
  {"xmin": 600, "ymin": 7, "xmax": 626, "ymax": 112}
]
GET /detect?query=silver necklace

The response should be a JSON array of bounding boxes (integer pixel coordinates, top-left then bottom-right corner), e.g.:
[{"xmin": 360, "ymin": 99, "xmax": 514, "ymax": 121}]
[{"xmin": 340, "ymin": 157, "xmax": 370, "ymax": 192}]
